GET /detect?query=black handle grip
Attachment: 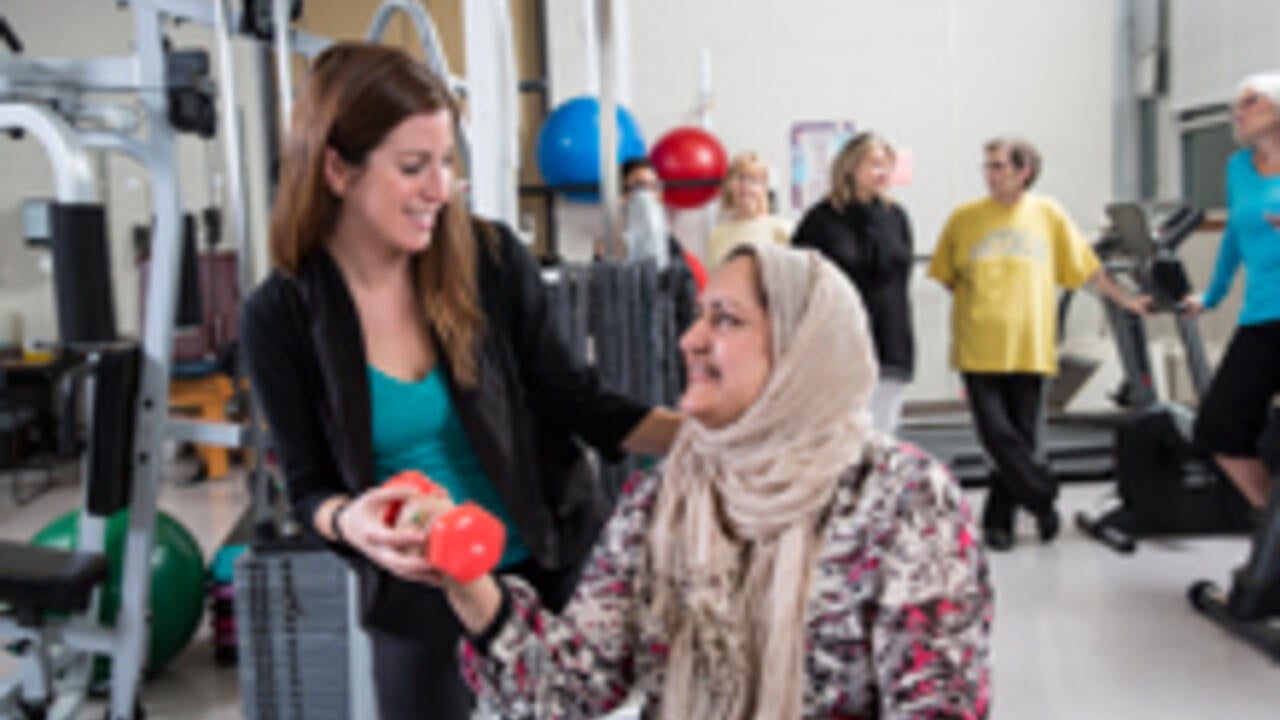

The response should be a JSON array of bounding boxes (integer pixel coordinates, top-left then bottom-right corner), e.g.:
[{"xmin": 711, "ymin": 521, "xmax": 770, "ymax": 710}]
[
  {"xmin": 0, "ymin": 16, "xmax": 23, "ymax": 54},
  {"xmin": 1158, "ymin": 206, "xmax": 1206, "ymax": 252}
]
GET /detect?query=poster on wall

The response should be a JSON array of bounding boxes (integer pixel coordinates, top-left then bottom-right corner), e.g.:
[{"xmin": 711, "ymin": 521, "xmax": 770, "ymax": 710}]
[{"xmin": 789, "ymin": 120, "xmax": 856, "ymax": 212}]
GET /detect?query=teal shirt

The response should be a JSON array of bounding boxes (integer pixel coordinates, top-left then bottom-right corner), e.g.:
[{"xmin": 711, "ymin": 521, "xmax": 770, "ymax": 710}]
[
  {"xmin": 1202, "ymin": 149, "xmax": 1280, "ymax": 326},
  {"xmin": 368, "ymin": 365, "xmax": 529, "ymax": 568}
]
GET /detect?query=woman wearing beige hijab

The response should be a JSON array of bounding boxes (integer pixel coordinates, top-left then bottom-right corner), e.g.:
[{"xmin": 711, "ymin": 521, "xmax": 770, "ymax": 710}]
[{"xmin": 422, "ymin": 242, "xmax": 991, "ymax": 718}]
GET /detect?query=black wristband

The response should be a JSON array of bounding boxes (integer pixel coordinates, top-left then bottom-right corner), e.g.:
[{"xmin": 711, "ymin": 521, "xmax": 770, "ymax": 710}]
[
  {"xmin": 468, "ymin": 581, "xmax": 514, "ymax": 656},
  {"xmin": 330, "ymin": 500, "xmax": 352, "ymax": 545}
]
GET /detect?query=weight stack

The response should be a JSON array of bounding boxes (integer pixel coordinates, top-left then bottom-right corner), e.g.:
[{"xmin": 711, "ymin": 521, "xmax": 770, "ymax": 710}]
[{"xmin": 234, "ymin": 544, "xmax": 351, "ymax": 720}]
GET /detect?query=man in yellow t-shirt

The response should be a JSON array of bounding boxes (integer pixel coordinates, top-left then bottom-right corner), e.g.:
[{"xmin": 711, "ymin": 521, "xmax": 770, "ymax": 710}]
[{"xmin": 930, "ymin": 138, "xmax": 1150, "ymax": 551}]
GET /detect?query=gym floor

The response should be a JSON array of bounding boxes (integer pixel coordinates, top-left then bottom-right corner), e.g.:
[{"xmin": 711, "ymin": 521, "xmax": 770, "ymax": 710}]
[{"xmin": 0, "ymin": 465, "xmax": 1277, "ymax": 719}]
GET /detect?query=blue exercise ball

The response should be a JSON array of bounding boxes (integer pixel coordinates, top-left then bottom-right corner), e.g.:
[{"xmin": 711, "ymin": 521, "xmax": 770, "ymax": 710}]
[{"xmin": 536, "ymin": 96, "xmax": 645, "ymax": 202}]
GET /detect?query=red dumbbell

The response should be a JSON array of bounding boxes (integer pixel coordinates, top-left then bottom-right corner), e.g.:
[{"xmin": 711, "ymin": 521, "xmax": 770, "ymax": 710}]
[
  {"xmin": 426, "ymin": 504, "xmax": 507, "ymax": 583},
  {"xmin": 381, "ymin": 470, "xmax": 507, "ymax": 583}
]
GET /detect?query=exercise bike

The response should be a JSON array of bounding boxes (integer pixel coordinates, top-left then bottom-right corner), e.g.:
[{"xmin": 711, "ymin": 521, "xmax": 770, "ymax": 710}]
[
  {"xmin": 1188, "ymin": 453, "xmax": 1280, "ymax": 662},
  {"xmin": 1075, "ymin": 203, "xmax": 1254, "ymax": 553}
]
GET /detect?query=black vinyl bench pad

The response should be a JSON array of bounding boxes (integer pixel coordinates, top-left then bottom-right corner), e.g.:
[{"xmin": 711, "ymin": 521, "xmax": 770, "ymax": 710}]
[{"xmin": 0, "ymin": 540, "xmax": 109, "ymax": 616}]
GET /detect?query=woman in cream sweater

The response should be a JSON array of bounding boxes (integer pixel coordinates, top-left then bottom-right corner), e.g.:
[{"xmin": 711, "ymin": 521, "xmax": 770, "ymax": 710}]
[{"xmin": 706, "ymin": 152, "xmax": 792, "ymax": 266}]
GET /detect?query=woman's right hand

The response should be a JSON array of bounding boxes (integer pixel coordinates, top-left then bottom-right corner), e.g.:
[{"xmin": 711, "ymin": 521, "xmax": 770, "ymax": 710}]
[
  {"xmin": 1180, "ymin": 294, "xmax": 1206, "ymax": 317},
  {"xmin": 337, "ymin": 484, "xmax": 438, "ymax": 583}
]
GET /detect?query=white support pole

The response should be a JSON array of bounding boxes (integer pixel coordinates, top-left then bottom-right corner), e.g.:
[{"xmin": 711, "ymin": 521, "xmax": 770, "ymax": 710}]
[
  {"xmin": 272, "ymin": 0, "xmax": 294, "ymax": 136},
  {"xmin": 493, "ymin": 0, "xmax": 520, "ymax": 225},
  {"xmin": 214, "ymin": 0, "xmax": 276, "ymax": 533},
  {"xmin": 698, "ymin": 47, "xmax": 716, "ymax": 232},
  {"xmin": 614, "ymin": 0, "xmax": 631, "ymax": 105},
  {"xmin": 698, "ymin": 48, "xmax": 712, "ymax": 130},
  {"xmin": 1113, "ymin": 0, "xmax": 1140, "ymax": 202},
  {"xmin": 466, "ymin": 0, "xmax": 520, "ymax": 227},
  {"xmin": 596, "ymin": 0, "xmax": 619, "ymax": 255},
  {"xmin": 580, "ymin": 0, "xmax": 600, "ymax": 96},
  {"xmin": 109, "ymin": 4, "xmax": 184, "ymax": 717},
  {"xmin": 213, "ymin": 0, "xmax": 254, "ymax": 293}
]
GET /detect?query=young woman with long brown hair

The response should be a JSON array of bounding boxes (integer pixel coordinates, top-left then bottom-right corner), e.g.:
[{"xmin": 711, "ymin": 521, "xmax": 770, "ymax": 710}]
[{"xmin": 242, "ymin": 43, "xmax": 680, "ymax": 719}]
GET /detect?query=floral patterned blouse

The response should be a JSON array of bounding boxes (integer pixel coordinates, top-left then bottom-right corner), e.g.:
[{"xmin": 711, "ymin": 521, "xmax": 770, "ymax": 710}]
[{"xmin": 462, "ymin": 435, "xmax": 992, "ymax": 719}]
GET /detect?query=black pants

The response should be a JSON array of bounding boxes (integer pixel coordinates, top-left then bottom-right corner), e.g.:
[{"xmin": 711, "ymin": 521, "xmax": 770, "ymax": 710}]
[
  {"xmin": 1194, "ymin": 320, "xmax": 1280, "ymax": 458},
  {"xmin": 370, "ymin": 621, "xmax": 472, "ymax": 720},
  {"xmin": 368, "ymin": 558, "xmax": 580, "ymax": 720},
  {"xmin": 963, "ymin": 372, "xmax": 1055, "ymax": 528}
]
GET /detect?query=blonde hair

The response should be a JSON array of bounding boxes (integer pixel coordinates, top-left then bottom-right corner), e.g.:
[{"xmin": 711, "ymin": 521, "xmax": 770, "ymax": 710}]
[
  {"xmin": 720, "ymin": 152, "xmax": 770, "ymax": 211},
  {"xmin": 828, "ymin": 132, "xmax": 895, "ymax": 211}
]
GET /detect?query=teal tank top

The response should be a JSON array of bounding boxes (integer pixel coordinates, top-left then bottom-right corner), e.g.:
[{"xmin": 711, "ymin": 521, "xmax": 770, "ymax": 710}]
[{"xmin": 368, "ymin": 365, "xmax": 528, "ymax": 568}]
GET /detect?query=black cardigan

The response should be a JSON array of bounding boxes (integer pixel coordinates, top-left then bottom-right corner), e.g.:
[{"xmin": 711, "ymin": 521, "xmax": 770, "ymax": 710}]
[
  {"xmin": 242, "ymin": 220, "xmax": 649, "ymax": 636},
  {"xmin": 793, "ymin": 198, "xmax": 916, "ymax": 380}
]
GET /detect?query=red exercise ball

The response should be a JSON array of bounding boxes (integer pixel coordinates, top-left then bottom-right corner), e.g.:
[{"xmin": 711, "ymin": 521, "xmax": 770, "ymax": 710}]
[
  {"xmin": 650, "ymin": 126, "xmax": 728, "ymax": 209},
  {"xmin": 681, "ymin": 247, "xmax": 708, "ymax": 292}
]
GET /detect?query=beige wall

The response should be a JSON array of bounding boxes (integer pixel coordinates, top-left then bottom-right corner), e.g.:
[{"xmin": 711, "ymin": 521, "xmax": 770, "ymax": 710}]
[{"xmin": 299, "ymin": 0, "xmax": 465, "ymax": 63}]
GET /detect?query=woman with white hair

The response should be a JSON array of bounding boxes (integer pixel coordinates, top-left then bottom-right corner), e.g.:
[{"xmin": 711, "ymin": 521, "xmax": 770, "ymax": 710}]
[
  {"xmin": 413, "ymin": 242, "xmax": 992, "ymax": 718},
  {"xmin": 1186, "ymin": 71, "xmax": 1280, "ymax": 512},
  {"xmin": 706, "ymin": 153, "xmax": 793, "ymax": 266}
]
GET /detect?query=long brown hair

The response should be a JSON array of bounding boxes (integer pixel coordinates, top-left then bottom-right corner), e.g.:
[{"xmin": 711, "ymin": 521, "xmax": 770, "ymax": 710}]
[
  {"xmin": 828, "ymin": 132, "xmax": 895, "ymax": 211},
  {"xmin": 270, "ymin": 42, "xmax": 484, "ymax": 387}
]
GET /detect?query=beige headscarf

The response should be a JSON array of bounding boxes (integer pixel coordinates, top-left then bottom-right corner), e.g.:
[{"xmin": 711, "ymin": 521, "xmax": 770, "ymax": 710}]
[{"xmin": 647, "ymin": 241, "xmax": 879, "ymax": 719}]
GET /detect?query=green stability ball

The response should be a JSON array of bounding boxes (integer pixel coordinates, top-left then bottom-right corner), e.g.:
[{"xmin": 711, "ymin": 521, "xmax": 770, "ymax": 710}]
[{"xmin": 32, "ymin": 509, "xmax": 205, "ymax": 680}]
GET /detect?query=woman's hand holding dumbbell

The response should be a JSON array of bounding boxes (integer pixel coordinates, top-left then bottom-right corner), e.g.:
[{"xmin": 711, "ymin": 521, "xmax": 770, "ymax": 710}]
[
  {"xmin": 382, "ymin": 471, "xmax": 509, "ymax": 633},
  {"xmin": 382, "ymin": 471, "xmax": 508, "ymax": 586},
  {"xmin": 332, "ymin": 483, "xmax": 437, "ymax": 583}
]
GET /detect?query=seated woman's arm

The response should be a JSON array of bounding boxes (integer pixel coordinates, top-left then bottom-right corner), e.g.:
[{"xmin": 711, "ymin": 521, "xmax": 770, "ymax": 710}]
[
  {"xmin": 456, "ymin": 473, "xmax": 661, "ymax": 719},
  {"xmin": 870, "ymin": 450, "xmax": 993, "ymax": 719}
]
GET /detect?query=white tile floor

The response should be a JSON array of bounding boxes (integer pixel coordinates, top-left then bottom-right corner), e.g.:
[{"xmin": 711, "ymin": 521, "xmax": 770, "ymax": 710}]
[{"xmin": 1, "ymin": 465, "xmax": 1278, "ymax": 719}]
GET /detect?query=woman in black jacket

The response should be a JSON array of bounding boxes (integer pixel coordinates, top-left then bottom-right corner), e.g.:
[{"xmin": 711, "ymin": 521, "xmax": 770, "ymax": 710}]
[
  {"xmin": 793, "ymin": 132, "xmax": 915, "ymax": 433},
  {"xmin": 241, "ymin": 44, "xmax": 680, "ymax": 720}
]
